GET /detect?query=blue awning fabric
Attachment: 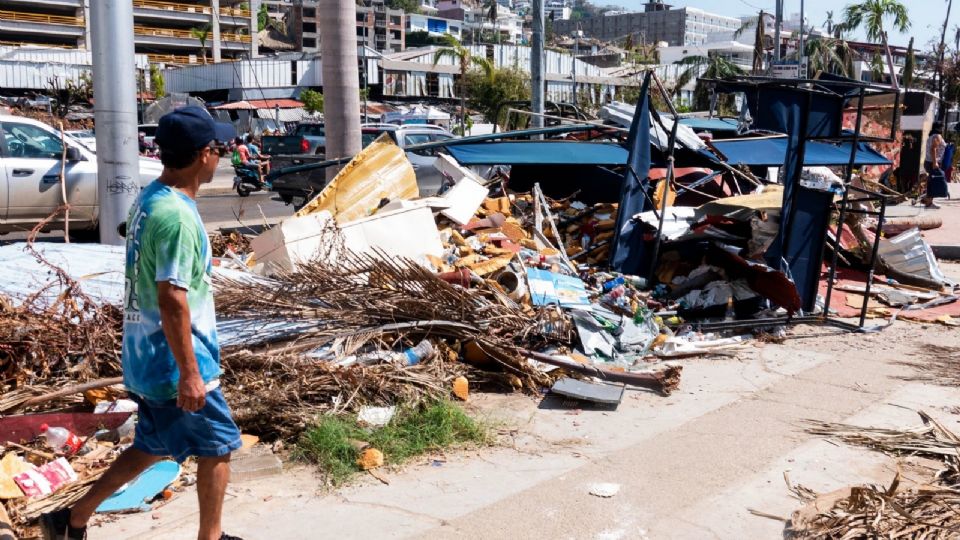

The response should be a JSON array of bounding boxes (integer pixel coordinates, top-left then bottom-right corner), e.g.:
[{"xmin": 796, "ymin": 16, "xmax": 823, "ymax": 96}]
[
  {"xmin": 708, "ymin": 137, "xmax": 891, "ymax": 167},
  {"xmin": 446, "ymin": 142, "xmax": 628, "ymax": 166}
]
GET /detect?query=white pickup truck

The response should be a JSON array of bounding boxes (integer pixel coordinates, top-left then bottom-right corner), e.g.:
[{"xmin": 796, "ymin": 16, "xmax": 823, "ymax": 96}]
[{"xmin": 0, "ymin": 115, "xmax": 163, "ymax": 239}]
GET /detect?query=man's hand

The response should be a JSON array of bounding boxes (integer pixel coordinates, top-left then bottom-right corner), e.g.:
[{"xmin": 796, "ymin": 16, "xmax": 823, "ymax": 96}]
[{"xmin": 177, "ymin": 372, "xmax": 206, "ymax": 412}]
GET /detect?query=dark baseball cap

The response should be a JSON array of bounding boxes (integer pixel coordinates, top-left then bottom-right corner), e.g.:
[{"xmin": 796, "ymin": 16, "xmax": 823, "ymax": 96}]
[{"xmin": 155, "ymin": 106, "xmax": 236, "ymax": 154}]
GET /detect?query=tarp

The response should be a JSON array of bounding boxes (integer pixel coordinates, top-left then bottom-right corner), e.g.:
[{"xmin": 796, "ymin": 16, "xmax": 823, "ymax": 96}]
[
  {"xmin": 709, "ymin": 137, "xmax": 892, "ymax": 167},
  {"xmin": 446, "ymin": 142, "xmax": 628, "ymax": 166},
  {"xmin": 609, "ymin": 71, "xmax": 652, "ymax": 275}
]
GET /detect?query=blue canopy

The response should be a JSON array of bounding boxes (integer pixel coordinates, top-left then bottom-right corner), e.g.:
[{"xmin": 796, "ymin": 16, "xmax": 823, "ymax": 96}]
[
  {"xmin": 679, "ymin": 117, "xmax": 740, "ymax": 132},
  {"xmin": 446, "ymin": 141, "xmax": 628, "ymax": 166},
  {"xmin": 709, "ymin": 137, "xmax": 891, "ymax": 167}
]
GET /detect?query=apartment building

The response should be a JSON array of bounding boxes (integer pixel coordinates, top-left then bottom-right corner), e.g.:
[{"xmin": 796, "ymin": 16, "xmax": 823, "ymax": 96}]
[
  {"xmin": 553, "ymin": 1, "xmax": 740, "ymax": 46},
  {"xmin": 357, "ymin": 1, "xmax": 405, "ymax": 54},
  {"xmin": 0, "ymin": 0, "xmax": 256, "ymax": 64}
]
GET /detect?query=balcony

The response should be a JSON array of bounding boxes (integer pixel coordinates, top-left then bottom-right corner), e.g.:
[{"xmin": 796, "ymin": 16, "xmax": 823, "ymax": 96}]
[
  {"xmin": 0, "ymin": 10, "xmax": 83, "ymax": 27},
  {"xmin": 134, "ymin": 26, "xmax": 250, "ymax": 43},
  {"xmin": 132, "ymin": 0, "xmax": 250, "ymax": 19}
]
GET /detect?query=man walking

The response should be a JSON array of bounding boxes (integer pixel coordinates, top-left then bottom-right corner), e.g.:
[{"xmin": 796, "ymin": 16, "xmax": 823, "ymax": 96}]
[{"xmin": 41, "ymin": 107, "xmax": 243, "ymax": 540}]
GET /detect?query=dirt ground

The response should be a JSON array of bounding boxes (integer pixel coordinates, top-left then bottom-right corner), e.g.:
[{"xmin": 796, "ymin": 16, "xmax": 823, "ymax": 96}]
[{"xmin": 87, "ymin": 262, "xmax": 960, "ymax": 540}]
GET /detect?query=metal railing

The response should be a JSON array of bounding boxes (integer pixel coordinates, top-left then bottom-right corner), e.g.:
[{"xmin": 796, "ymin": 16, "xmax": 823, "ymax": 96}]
[
  {"xmin": 0, "ymin": 10, "xmax": 83, "ymax": 27},
  {"xmin": 132, "ymin": 0, "xmax": 250, "ymax": 18},
  {"xmin": 134, "ymin": 25, "xmax": 251, "ymax": 43}
]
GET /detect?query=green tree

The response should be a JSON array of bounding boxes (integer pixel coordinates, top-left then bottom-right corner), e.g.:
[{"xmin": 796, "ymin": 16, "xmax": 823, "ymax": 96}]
[
  {"xmin": 149, "ymin": 64, "xmax": 165, "ymax": 98},
  {"xmin": 903, "ymin": 36, "xmax": 915, "ymax": 89},
  {"xmin": 257, "ymin": 3, "xmax": 270, "ymax": 32},
  {"xmin": 300, "ymin": 88, "xmax": 324, "ymax": 114},
  {"xmin": 433, "ymin": 35, "xmax": 494, "ymax": 130},
  {"xmin": 673, "ymin": 53, "xmax": 745, "ymax": 112},
  {"xmin": 190, "ymin": 23, "xmax": 211, "ymax": 64},
  {"xmin": 465, "ymin": 67, "xmax": 530, "ymax": 127},
  {"xmin": 485, "ymin": 0, "xmax": 499, "ymax": 44},
  {"xmin": 385, "ymin": 0, "xmax": 419, "ymax": 13},
  {"xmin": 843, "ymin": 0, "xmax": 910, "ymax": 88}
]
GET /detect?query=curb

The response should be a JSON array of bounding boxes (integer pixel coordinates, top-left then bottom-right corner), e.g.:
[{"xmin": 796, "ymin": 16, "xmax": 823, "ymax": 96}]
[{"xmin": 933, "ymin": 245, "xmax": 960, "ymax": 261}]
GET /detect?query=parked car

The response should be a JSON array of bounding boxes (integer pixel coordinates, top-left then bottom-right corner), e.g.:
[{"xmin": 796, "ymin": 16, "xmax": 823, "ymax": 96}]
[
  {"xmin": 261, "ymin": 122, "xmax": 326, "ymax": 156},
  {"xmin": 65, "ymin": 129, "xmax": 97, "ymax": 153},
  {"xmin": 0, "ymin": 115, "xmax": 163, "ymax": 238},
  {"xmin": 270, "ymin": 123, "xmax": 456, "ymax": 209}
]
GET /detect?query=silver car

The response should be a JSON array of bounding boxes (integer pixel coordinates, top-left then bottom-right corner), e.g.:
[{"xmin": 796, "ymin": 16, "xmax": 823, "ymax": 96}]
[{"xmin": 361, "ymin": 124, "xmax": 456, "ymax": 195}]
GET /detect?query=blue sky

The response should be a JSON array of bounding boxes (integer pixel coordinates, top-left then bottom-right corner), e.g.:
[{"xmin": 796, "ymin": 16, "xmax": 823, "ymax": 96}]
[{"xmin": 605, "ymin": 0, "xmax": 956, "ymax": 50}]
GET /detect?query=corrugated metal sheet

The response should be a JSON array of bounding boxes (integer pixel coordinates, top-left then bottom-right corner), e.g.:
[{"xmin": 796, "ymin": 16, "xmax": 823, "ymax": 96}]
[
  {"xmin": 0, "ymin": 46, "xmax": 149, "ymax": 90},
  {"xmin": 165, "ymin": 58, "xmax": 324, "ymax": 93}
]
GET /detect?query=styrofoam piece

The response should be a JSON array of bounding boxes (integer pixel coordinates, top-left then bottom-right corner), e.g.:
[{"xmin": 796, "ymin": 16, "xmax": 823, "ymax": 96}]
[
  {"xmin": 249, "ymin": 211, "xmax": 338, "ymax": 274},
  {"xmin": 433, "ymin": 154, "xmax": 489, "ymax": 225}
]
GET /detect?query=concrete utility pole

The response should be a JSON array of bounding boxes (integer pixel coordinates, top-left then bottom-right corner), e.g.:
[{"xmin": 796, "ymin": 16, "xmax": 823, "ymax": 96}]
[
  {"xmin": 91, "ymin": 0, "xmax": 140, "ymax": 245},
  {"xmin": 212, "ymin": 0, "xmax": 222, "ymax": 63},
  {"xmin": 774, "ymin": 0, "xmax": 782, "ymax": 62},
  {"xmin": 530, "ymin": 0, "xmax": 545, "ymax": 128}
]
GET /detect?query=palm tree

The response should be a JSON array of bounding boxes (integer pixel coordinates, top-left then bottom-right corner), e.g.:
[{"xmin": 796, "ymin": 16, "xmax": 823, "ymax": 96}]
[
  {"xmin": 673, "ymin": 53, "xmax": 745, "ymax": 112},
  {"xmin": 433, "ymin": 35, "xmax": 495, "ymax": 131},
  {"xmin": 734, "ymin": 12, "xmax": 775, "ymax": 75},
  {"xmin": 842, "ymin": 0, "xmax": 910, "ymax": 89},
  {"xmin": 319, "ymin": 0, "xmax": 361, "ymax": 180},
  {"xmin": 805, "ymin": 36, "xmax": 855, "ymax": 78},
  {"xmin": 484, "ymin": 0, "xmax": 499, "ymax": 44},
  {"xmin": 824, "ymin": 10, "xmax": 835, "ymax": 35},
  {"xmin": 190, "ymin": 23, "xmax": 211, "ymax": 65},
  {"xmin": 937, "ymin": 0, "xmax": 953, "ymax": 115}
]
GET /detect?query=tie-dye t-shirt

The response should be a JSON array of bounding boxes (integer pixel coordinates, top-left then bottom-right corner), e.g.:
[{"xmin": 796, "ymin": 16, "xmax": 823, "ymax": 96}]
[{"xmin": 122, "ymin": 180, "xmax": 220, "ymax": 401}]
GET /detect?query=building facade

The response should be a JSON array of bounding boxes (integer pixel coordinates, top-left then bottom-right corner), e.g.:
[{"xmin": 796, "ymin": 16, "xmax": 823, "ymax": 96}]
[
  {"xmin": 553, "ymin": 2, "xmax": 740, "ymax": 46},
  {"xmin": 357, "ymin": 1, "xmax": 406, "ymax": 54},
  {"xmin": 0, "ymin": 0, "xmax": 256, "ymax": 64},
  {"xmin": 406, "ymin": 13, "xmax": 463, "ymax": 42}
]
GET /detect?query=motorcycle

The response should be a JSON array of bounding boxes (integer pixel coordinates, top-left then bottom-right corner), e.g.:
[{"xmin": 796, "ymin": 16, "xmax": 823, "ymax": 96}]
[{"xmin": 233, "ymin": 166, "xmax": 267, "ymax": 197}]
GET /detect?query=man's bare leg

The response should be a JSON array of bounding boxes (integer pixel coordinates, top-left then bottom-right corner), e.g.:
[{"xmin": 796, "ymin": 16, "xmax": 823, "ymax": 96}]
[
  {"xmin": 69, "ymin": 447, "xmax": 162, "ymax": 528},
  {"xmin": 196, "ymin": 454, "xmax": 231, "ymax": 540}
]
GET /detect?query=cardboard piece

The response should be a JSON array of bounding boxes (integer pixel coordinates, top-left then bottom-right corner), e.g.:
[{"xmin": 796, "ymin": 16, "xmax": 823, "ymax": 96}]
[
  {"xmin": 296, "ymin": 133, "xmax": 418, "ymax": 223},
  {"xmin": 97, "ymin": 460, "xmax": 180, "ymax": 513},
  {"xmin": 433, "ymin": 154, "xmax": 489, "ymax": 225},
  {"xmin": 0, "ymin": 453, "xmax": 31, "ymax": 499},
  {"xmin": 526, "ymin": 269, "xmax": 591, "ymax": 309}
]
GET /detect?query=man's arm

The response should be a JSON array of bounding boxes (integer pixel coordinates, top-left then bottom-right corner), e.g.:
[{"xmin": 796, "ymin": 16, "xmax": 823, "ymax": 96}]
[{"xmin": 158, "ymin": 281, "xmax": 206, "ymax": 412}]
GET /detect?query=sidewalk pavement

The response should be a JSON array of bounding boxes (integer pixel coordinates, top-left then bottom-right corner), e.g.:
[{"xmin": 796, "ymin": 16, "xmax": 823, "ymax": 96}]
[{"xmin": 889, "ymin": 183, "xmax": 960, "ymax": 258}]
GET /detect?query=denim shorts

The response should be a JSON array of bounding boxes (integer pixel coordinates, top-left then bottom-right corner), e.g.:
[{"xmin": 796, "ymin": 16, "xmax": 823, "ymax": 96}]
[{"xmin": 129, "ymin": 388, "xmax": 242, "ymax": 463}]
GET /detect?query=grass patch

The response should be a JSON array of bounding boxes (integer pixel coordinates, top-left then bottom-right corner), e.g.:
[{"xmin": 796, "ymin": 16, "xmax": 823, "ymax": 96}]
[{"xmin": 297, "ymin": 400, "xmax": 490, "ymax": 485}]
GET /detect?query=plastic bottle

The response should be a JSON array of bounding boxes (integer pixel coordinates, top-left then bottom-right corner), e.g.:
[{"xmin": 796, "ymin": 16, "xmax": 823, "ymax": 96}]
[
  {"xmin": 40, "ymin": 424, "xmax": 83, "ymax": 455},
  {"xmin": 397, "ymin": 340, "xmax": 434, "ymax": 366},
  {"xmin": 602, "ymin": 276, "xmax": 626, "ymax": 291}
]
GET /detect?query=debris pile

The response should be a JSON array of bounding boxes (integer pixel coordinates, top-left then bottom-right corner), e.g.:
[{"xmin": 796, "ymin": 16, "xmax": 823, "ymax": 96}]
[{"xmin": 786, "ymin": 411, "xmax": 960, "ymax": 539}]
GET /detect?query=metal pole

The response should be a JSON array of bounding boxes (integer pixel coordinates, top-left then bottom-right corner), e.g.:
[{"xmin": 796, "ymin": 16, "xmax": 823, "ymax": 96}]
[
  {"xmin": 774, "ymin": 0, "xmax": 782, "ymax": 62},
  {"xmin": 572, "ymin": 28, "xmax": 578, "ymax": 107},
  {"xmin": 798, "ymin": 0, "xmax": 804, "ymax": 76},
  {"xmin": 91, "ymin": 0, "xmax": 139, "ymax": 245},
  {"xmin": 530, "ymin": 0, "xmax": 545, "ymax": 129},
  {"xmin": 823, "ymin": 88, "xmax": 865, "ymax": 320}
]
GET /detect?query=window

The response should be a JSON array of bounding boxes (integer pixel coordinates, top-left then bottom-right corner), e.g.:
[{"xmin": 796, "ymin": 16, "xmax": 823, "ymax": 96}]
[
  {"xmin": 303, "ymin": 37, "xmax": 317, "ymax": 48},
  {"xmin": 303, "ymin": 22, "xmax": 317, "ymax": 33},
  {"xmin": 2, "ymin": 122, "xmax": 62, "ymax": 159},
  {"xmin": 304, "ymin": 7, "xmax": 316, "ymax": 18},
  {"xmin": 390, "ymin": 16, "xmax": 401, "ymax": 25}
]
